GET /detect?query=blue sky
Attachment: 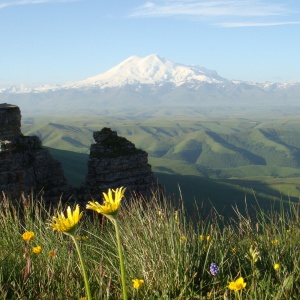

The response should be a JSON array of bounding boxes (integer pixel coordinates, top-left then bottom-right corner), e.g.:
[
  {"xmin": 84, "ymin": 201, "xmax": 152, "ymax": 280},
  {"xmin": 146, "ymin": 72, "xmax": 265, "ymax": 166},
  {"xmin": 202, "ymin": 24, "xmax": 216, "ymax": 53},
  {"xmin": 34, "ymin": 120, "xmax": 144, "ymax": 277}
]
[{"xmin": 1, "ymin": 0, "xmax": 300, "ymax": 87}]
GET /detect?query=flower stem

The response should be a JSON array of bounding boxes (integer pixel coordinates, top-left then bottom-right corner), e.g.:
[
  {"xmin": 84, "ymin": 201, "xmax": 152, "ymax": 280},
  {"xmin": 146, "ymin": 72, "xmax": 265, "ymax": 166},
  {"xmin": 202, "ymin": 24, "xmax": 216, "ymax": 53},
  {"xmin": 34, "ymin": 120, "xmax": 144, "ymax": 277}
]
[
  {"xmin": 113, "ymin": 218, "xmax": 128, "ymax": 300},
  {"xmin": 70, "ymin": 234, "xmax": 92, "ymax": 300}
]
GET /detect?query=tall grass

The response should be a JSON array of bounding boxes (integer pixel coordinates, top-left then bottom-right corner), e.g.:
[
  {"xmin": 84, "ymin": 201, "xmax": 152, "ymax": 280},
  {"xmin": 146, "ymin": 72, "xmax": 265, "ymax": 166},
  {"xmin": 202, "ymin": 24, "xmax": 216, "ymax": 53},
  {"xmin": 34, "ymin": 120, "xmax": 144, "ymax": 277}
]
[{"xmin": 1, "ymin": 190, "xmax": 300, "ymax": 299}]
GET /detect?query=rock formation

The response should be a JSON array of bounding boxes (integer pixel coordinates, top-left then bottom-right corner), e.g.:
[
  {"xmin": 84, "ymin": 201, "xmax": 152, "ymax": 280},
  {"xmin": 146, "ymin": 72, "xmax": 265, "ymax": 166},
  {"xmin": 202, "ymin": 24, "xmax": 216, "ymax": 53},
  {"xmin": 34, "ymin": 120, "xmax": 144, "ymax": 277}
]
[
  {"xmin": 1, "ymin": 104, "xmax": 158, "ymax": 201},
  {"xmin": 0, "ymin": 103, "xmax": 22, "ymax": 139},
  {"xmin": 84, "ymin": 127, "xmax": 157, "ymax": 198},
  {"xmin": 0, "ymin": 103, "xmax": 66, "ymax": 199}
]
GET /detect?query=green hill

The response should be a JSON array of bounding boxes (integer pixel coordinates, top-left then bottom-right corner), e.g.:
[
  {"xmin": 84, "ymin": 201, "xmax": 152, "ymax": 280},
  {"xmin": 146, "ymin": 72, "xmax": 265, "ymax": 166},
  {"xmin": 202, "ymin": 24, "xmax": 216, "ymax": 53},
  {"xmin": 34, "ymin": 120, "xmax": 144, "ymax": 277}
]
[
  {"xmin": 22, "ymin": 114, "xmax": 300, "ymax": 204},
  {"xmin": 46, "ymin": 147, "xmax": 299, "ymax": 220}
]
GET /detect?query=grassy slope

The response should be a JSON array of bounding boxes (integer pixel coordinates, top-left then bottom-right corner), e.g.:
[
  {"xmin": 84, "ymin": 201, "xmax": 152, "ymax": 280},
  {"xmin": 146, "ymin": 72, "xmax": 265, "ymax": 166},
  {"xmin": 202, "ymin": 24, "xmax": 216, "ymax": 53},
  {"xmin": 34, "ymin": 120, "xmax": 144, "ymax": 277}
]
[{"xmin": 2, "ymin": 184, "xmax": 300, "ymax": 299}]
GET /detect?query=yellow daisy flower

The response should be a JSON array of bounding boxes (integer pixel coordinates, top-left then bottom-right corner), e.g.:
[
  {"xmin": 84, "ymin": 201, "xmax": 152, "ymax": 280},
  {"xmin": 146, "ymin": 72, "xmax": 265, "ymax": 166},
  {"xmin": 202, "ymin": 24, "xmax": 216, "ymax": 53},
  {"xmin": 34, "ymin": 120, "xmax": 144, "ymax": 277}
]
[
  {"xmin": 274, "ymin": 263, "xmax": 280, "ymax": 270},
  {"xmin": 86, "ymin": 187, "xmax": 126, "ymax": 217},
  {"xmin": 132, "ymin": 279, "xmax": 144, "ymax": 290},
  {"xmin": 32, "ymin": 246, "xmax": 42, "ymax": 254},
  {"xmin": 22, "ymin": 231, "xmax": 35, "ymax": 242},
  {"xmin": 50, "ymin": 205, "xmax": 83, "ymax": 235},
  {"xmin": 228, "ymin": 277, "xmax": 246, "ymax": 291}
]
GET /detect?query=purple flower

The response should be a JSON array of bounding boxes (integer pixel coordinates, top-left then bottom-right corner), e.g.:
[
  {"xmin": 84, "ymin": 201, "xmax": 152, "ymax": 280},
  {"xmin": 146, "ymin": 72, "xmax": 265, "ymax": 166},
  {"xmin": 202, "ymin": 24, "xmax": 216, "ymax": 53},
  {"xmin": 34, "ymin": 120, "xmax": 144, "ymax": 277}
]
[{"xmin": 209, "ymin": 262, "xmax": 219, "ymax": 276}]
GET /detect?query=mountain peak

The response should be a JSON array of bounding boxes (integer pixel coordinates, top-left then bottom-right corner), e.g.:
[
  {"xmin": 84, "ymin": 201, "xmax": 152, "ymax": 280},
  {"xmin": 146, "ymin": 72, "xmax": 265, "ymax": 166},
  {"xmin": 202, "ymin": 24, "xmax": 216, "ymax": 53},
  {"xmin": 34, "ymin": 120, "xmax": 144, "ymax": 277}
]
[
  {"xmin": 122, "ymin": 54, "xmax": 167, "ymax": 65},
  {"xmin": 67, "ymin": 54, "xmax": 225, "ymax": 89}
]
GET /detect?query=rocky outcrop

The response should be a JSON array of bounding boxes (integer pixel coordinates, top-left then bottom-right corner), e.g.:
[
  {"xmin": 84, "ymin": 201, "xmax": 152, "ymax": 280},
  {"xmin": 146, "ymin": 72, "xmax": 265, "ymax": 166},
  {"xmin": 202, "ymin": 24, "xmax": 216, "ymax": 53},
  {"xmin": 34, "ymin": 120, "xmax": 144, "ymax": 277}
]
[
  {"xmin": 0, "ymin": 103, "xmax": 66, "ymax": 199},
  {"xmin": 0, "ymin": 103, "xmax": 22, "ymax": 139},
  {"xmin": 1, "ymin": 104, "xmax": 159, "ymax": 201},
  {"xmin": 83, "ymin": 128, "xmax": 157, "ymax": 198}
]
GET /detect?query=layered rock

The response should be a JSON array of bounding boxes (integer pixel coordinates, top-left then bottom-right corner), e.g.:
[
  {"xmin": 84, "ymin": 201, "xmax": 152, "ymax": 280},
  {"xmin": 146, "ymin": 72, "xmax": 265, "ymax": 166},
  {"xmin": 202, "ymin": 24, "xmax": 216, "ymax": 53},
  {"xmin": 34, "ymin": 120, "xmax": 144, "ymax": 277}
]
[
  {"xmin": 1, "ymin": 104, "xmax": 159, "ymax": 201},
  {"xmin": 0, "ymin": 103, "xmax": 66, "ymax": 199},
  {"xmin": 84, "ymin": 127, "xmax": 157, "ymax": 198},
  {"xmin": 0, "ymin": 103, "xmax": 22, "ymax": 139}
]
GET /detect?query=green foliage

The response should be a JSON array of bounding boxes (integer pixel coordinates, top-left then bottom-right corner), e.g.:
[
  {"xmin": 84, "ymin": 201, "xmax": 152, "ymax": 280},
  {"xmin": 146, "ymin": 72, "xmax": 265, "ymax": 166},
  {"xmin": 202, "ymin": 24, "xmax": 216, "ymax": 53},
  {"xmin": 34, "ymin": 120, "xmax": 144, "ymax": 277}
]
[{"xmin": 1, "ymin": 190, "xmax": 300, "ymax": 299}]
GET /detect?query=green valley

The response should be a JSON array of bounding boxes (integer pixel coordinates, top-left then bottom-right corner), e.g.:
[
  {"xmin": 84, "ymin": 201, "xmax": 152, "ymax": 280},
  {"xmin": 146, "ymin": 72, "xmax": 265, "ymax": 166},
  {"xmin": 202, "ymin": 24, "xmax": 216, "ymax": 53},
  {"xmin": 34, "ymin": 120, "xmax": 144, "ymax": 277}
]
[{"xmin": 21, "ymin": 113, "xmax": 300, "ymax": 215}]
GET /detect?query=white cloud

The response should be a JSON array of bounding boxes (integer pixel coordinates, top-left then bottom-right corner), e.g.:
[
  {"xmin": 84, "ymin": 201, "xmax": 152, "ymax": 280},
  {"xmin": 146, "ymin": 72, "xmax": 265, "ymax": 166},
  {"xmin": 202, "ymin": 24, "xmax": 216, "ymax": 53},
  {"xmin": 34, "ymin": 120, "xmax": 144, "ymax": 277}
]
[
  {"xmin": 144, "ymin": 1, "xmax": 155, "ymax": 8},
  {"xmin": 130, "ymin": 1, "xmax": 289, "ymax": 17},
  {"xmin": 219, "ymin": 21, "xmax": 300, "ymax": 27},
  {"xmin": 129, "ymin": 0, "xmax": 300, "ymax": 27},
  {"xmin": 0, "ymin": 0, "xmax": 78, "ymax": 9}
]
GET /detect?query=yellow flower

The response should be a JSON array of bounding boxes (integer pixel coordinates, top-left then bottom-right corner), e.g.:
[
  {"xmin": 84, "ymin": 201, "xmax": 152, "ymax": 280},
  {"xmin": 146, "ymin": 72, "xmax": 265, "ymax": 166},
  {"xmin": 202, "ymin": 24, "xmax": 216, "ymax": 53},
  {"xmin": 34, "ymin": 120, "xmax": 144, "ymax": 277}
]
[
  {"xmin": 86, "ymin": 187, "xmax": 126, "ymax": 217},
  {"xmin": 232, "ymin": 247, "xmax": 236, "ymax": 253},
  {"xmin": 274, "ymin": 263, "xmax": 280, "ymax": 270},
  {"xmin": 199, "ymin": 235, "xmax": 205, "ymax": 241},
  {"xmin": 228, "ymin": 277, "xmax": 246, "ymax": 291},
  {"xmin": 287, "ymin": 229, "xmax": 291, "ymax": 233},
  {"xmin": 32, "ymin": 246, "xmax": 42, "ymax": 254},
  {"xmin": 132, "ymin": 279, "xmax": 144, "ymax": 290},
  {"xmin": 180, "ymin": 236, "xmax": 187, "ymax": 243},
  {"xmin": 49, "ymin": 250, "xmax": 56, "ymax": 257},
  {"xmin": 22, "ymin": 231, "xmax": 35, "ymax": 242},
  {"xmin": 50, "ymin": 205, "xmax": 83, "ymax": 235},
  {"xmin": 271, "ymin": 239, "xmax": 279, "ymax": 245},
  {"xmin": 199, "ymin": 235, "xmax": 210, "ymax": 241}
]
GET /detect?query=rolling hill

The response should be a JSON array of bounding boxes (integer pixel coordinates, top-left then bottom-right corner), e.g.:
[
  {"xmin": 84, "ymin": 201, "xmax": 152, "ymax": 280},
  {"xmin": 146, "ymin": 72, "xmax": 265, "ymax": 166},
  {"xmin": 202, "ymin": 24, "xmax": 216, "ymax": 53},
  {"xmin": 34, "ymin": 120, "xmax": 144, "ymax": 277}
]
[{"xmin": 21, "ymin": 115, "xmax": 300, "ymax": 206}]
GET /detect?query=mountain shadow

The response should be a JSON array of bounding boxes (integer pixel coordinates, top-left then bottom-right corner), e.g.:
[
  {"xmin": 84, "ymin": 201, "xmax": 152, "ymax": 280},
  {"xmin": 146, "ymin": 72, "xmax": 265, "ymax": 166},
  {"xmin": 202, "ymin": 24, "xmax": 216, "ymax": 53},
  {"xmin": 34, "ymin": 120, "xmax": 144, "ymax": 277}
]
[
  {"xmin": 46, "ymin": 147, "xmax": 89, "ymax": 187},
  {"xmin": 46, "ymin": 147, "xmax": 299, "ymax": 221},
  {"xmin": 155, "ymin": 173, "xmax": 299, "ymax": 220}
]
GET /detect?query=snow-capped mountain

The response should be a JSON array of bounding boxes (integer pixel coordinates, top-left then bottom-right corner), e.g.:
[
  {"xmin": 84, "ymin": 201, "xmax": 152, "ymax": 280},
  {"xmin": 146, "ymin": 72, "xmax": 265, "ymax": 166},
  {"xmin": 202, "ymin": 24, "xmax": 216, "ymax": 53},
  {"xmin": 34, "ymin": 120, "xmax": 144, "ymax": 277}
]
[
  {"xmin": 66, "ymin": 54, "xmax": 227, "ymax": 89},
  {"xmin": 0, "ymin": 54, "xmax": 299, "ymax": 116},
  {"xmin": 0, "ymin": 54, "xmax": 298, "ymax": 93}
]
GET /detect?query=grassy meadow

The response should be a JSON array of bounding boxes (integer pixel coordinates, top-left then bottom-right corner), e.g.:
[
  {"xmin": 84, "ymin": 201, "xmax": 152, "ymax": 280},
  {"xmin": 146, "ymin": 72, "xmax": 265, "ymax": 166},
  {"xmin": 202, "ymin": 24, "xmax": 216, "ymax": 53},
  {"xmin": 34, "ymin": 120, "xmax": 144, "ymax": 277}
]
[{"xmin": 1, "ymin": 188, "xmax": 300, "ymax": 299}]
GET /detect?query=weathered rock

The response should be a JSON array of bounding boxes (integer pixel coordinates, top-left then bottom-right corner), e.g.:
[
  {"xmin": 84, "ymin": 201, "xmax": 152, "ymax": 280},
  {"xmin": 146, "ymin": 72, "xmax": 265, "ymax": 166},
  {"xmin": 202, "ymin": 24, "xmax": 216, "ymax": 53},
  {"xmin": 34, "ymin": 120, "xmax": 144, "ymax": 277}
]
[
  {"xmin": 0, "ymin": 103, "xmax": 66, "ymax": 199},
  {"xmin": 1, "ymin": 104, "xmax": 159, "ymax": 202},
  {"xmin": 0, "ymin": 103, "xmax": 22, "ymax": 140},
  {"xmin": 84, "ymin": 127, "xmax": 158, "ymax": 198}
]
